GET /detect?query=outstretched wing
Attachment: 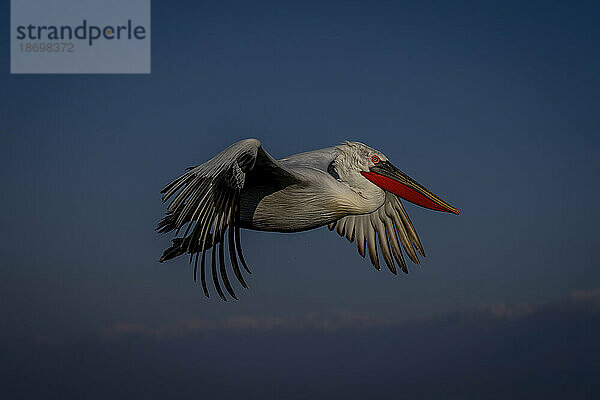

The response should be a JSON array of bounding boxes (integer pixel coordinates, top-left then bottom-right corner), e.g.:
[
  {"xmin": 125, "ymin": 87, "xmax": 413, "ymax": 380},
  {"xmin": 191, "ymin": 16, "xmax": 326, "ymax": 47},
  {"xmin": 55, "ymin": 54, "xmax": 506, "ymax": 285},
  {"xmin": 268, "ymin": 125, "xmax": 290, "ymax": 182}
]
[
  {"xmin": 157, "ymin": 138, "xmax": 296, "ymax": 300},
  {"xmin": 328, "ymin": 192, "xmax": 426, "ymax": 274}
]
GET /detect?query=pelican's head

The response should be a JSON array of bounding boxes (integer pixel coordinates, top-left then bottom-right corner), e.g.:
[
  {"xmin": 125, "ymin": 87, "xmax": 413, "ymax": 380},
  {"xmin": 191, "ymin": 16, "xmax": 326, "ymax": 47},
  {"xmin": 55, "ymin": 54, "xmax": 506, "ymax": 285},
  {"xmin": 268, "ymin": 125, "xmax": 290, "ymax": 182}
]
[{"xmin": 334, "ymin": 141, "xmax": 459, "ymax": 215}]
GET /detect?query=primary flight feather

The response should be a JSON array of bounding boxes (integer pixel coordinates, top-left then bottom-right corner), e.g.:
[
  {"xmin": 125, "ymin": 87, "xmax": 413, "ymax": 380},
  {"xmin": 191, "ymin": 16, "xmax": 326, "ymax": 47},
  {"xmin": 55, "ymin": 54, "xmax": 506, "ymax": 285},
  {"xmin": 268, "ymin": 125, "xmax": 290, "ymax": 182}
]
[{"xmin": 157, "ymin": 139, "xmax": 458, "ymax": 300}]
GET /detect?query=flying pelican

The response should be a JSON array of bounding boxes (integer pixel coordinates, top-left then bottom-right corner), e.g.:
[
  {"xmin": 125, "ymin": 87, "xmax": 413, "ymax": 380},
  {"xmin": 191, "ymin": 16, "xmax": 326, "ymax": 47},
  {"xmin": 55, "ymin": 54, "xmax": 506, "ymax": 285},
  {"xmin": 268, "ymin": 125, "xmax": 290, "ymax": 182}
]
[{"xmin": 157, "ymin": 139, "xmax": 458, "ymax": 300}]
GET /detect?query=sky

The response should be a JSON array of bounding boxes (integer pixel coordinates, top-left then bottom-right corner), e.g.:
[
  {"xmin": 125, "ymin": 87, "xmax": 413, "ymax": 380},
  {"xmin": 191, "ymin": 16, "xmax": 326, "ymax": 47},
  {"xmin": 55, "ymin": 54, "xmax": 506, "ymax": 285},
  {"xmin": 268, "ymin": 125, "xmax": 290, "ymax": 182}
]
[{"xmin": 1, "ymin": 1, "xmax": 599, "ymax": 398}]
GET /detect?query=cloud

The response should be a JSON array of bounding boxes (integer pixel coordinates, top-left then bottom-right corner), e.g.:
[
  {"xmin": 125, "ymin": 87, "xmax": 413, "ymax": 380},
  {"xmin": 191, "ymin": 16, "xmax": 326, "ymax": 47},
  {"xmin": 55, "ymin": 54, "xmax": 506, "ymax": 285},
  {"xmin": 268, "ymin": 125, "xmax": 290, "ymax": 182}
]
[
  {"xmin": 100, "ymin": 319, "xmax": 216, "ymax": 340},
  {"xmin": 223, "ymin": 311, "xmax": 386, "ymax": 331},
  {"xmin": 99, "ymin": 311, "xmax": 386, "ymax": 340},
  {"xmin": 468, "ymin": 289, "xmax": 600, "ymax": 320},
  {"xmin": 99, "ymin": 290, "xmax": 600, "ymax": 341},
  {"xmin": 566, "ymin": 289, "xmax": 600, "ymax": 305},
  {"xmin": 9, "ymin": 290, "xmax": 600, "ymax": 400}
]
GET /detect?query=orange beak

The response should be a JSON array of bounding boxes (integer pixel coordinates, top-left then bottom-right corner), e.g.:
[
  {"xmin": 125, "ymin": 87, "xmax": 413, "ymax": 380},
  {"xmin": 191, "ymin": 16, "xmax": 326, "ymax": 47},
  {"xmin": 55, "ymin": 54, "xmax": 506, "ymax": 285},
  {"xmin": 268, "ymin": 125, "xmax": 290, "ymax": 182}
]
[{"xmin": 362, "ymin": 161, "xmax": 459, "ymax": 215}]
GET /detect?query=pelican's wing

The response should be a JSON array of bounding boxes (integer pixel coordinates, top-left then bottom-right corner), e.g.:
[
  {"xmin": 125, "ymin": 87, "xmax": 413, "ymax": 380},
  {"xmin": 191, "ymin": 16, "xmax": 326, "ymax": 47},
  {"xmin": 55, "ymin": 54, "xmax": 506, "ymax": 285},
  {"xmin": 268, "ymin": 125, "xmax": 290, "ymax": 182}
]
[
  {"xmin": 157, "ymin": 139, "xmax": 296, "ymax": 300},
  {"xmin": 328, "ymin": 192, "xmax": 425, "ymax": 274}
]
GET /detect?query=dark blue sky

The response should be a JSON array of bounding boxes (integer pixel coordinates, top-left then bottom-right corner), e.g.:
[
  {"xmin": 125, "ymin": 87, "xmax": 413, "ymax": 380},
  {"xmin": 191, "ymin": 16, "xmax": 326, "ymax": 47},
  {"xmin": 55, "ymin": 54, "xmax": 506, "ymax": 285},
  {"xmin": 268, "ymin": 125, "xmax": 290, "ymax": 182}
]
[{"xmin": 1, "ymin": 1, "xmax": 599, "ymax": 398}]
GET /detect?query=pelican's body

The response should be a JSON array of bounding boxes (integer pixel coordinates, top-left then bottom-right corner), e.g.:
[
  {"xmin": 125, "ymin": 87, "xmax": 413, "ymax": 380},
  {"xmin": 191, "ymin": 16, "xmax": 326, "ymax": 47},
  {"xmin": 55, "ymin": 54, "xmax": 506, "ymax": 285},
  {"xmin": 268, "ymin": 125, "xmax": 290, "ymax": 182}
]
[
  {"xmin": 240, "ymin": 146, "xmax": 384, "ymax": 232},
  {"xmin": 157, "ymin": 139, "xmax": 458, "ymax": 300}
]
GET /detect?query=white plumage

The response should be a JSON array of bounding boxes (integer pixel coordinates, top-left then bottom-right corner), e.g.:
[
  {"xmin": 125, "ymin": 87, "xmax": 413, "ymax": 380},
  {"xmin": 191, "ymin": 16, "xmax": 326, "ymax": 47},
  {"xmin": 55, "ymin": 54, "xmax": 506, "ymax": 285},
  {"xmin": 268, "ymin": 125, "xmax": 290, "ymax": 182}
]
[{"xmin": 157, "ymin": 139, "xmax": 458, "ymax": 300}]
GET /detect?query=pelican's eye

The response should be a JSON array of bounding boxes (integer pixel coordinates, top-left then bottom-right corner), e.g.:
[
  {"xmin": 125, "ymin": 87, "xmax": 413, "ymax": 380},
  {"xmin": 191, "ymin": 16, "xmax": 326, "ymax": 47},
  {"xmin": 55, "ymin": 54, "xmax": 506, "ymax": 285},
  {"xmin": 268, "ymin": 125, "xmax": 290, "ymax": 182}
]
[{"xmin": 371, "ymin": 155, "xmax": 380, "ymax": 164}]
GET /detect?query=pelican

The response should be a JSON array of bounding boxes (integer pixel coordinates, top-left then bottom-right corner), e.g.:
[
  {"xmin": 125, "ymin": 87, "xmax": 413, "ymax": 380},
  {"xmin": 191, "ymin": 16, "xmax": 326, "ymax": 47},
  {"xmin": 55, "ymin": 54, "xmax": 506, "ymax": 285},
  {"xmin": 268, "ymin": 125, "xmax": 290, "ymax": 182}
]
[{"xmin": 157, "ymin": 139, "xmax": 458, "ymax": 300}]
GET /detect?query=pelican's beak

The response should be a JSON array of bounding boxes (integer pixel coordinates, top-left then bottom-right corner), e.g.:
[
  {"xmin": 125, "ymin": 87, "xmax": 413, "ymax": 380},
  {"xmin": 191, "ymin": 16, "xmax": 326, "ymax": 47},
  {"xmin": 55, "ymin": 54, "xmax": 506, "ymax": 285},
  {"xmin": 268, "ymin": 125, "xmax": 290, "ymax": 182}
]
[{"xmin": 361, "ymin": 161, "xmax": 459, "ymax": 215}]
